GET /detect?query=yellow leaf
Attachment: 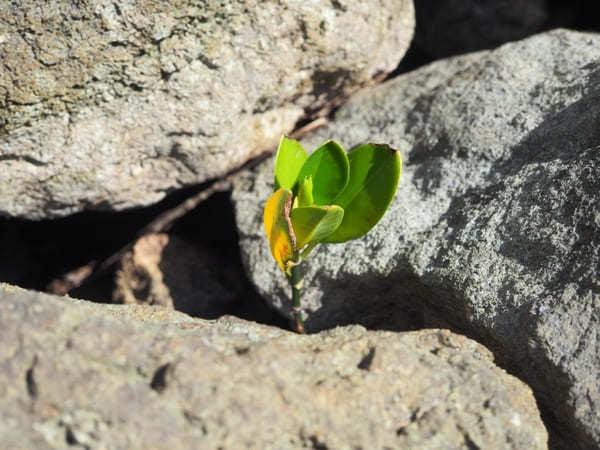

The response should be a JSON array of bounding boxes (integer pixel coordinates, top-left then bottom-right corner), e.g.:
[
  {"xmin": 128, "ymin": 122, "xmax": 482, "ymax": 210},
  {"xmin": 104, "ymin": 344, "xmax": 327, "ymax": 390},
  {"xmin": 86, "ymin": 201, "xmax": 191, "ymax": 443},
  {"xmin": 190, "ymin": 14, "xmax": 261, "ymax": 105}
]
[{"xmin": 263, "ymin": 188, "xmax": 296, "ymax": 272}]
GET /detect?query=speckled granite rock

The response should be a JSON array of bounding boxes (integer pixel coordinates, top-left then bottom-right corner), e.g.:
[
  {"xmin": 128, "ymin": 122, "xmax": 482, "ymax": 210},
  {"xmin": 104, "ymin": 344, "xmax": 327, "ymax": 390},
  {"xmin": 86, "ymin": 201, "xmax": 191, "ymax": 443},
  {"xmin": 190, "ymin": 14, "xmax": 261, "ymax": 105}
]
[
  {"xmin": 233, "ymin": 29, "xmax": 600, "ymax": 448},
  {"xmin": 0, "ymin": 0, "xmax": 414, "ymax": 219},
  {"xmin": 0, "ymin": 284, "xmax": 547, "ymax": 449}
]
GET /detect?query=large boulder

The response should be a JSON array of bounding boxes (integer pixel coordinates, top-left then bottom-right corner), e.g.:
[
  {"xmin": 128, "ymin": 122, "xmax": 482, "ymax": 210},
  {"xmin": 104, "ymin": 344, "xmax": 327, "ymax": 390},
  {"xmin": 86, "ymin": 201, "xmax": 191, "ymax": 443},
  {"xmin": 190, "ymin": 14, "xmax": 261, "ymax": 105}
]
[
  {"xmin": 0, "ymin": 0, "xmax": 414, "ymax": 219},
  {"xmin": 0, "ymin": 284, "xmax": 547, "ymax": 449},
  {"xmin": 233, "ymin": 29, "xmax": 600, "ymax": 447}
]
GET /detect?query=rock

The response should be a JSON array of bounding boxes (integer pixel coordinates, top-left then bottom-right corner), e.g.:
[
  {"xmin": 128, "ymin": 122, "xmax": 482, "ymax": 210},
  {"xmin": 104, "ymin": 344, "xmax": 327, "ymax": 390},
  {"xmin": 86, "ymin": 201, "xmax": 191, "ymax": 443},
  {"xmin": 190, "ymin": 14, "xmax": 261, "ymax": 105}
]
[
  {"xmin": 113, "ymin": 233, "xmax": 245, "ymax": 318},
  {"xmin": 232, "ymin": 29, "xmax": 600, "ymax": 447},
  {"xmin": 0, "ymin": 283, "xmax": 547, "ymax": 449},
  {"xmin": 0, "ymin": 0, "xmax": 414, "ymax": 220}
]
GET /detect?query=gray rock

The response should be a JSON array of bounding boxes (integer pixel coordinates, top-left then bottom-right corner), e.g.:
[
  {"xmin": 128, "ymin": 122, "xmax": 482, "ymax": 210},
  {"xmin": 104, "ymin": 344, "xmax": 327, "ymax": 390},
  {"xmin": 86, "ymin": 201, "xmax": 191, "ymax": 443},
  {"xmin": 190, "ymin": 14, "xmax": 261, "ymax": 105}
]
[
  {"xmin": 232, "ymin": 29, "xmax": 600, "ymax": 447},
  {"xmin": 0, "ymin": 283, "xmax": 547, "ymax": 449},
  {"xmin": 0, "ymin": 0, "xmax": 414, "ymax": 219}
]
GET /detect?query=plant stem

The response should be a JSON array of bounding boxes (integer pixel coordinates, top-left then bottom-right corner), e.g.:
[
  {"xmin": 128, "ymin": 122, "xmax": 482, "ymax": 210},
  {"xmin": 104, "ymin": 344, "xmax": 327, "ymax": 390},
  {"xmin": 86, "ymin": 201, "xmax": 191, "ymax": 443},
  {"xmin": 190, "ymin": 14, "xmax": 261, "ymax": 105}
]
[{"xmin": 289, "ymin": 262, "xmax": 305, "ymax": 333}]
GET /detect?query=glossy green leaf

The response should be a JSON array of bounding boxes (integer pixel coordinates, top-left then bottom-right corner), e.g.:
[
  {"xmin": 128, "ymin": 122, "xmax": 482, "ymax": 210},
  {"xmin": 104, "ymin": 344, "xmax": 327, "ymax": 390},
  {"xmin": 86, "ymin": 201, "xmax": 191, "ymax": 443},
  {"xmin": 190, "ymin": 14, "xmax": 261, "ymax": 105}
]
[
  {"xmin": 291, "ymin": 205, "xmax": 344, "ymax": 249},
  {"xmin": 323, "ymin": 143, "xmax": 401, "ymax": 243},
  {"xmin": 296, "ymin": 176, "xmax": 314, "ymax": 207},
  {"xmin": 274, "ymin": 136, "xmax": 308, "ymax": 191},
  {"xmin": 263, "ymin": 188, "xmax": 295, "ymax": 272},
  {"xmin": 295, "ymin": 140, "xmax": 349, "ymax": 205}
]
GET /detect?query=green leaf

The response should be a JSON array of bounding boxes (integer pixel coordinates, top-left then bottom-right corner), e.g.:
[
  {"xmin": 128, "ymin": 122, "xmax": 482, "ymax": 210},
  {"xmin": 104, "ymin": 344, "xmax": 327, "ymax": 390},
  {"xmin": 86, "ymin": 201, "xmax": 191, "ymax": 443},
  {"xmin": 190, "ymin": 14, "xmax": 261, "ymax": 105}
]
[
  {"xmin": 296, "ymin": 176, "xmax": 314, "ymax": 207},
  {"xmin": 323, "ymin": 143, "xmax": 401, "ymax": 243},
  {"xmin": 295, "ymin": 140, "xmax": 349, "ymax": 205},
  {"xmin": 274, "ymin": 136, "xmax": 308, "ymax": 191},
  {"xmin": 263, "ymin": 188, "xmax": 295, "ymax": 272},
  {"xmin": 290, "ymin": 205, "xmax": 344, "ymax": 249}
]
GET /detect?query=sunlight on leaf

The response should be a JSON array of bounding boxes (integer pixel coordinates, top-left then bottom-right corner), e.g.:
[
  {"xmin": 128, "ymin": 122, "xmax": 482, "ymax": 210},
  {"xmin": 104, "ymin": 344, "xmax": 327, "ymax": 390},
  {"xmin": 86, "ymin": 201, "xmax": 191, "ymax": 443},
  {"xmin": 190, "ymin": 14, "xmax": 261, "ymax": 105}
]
[
  {"xmin": 263, "ymin": 188, "xmax": 295, "ymax": 271},
  {"xmin": 323, "ymin": 143, "xmax": 401, "ymax": 243},
  {"xmin": 291, "ymin": 204, "xmax": 344, "ymax": 249},
  {"xmin": 295, "ymin": 140, "xmax": 349, "ymax": 205},
  {"xmin": 274, "ymin": 136, "xmax": 308, "ymax": 191}
]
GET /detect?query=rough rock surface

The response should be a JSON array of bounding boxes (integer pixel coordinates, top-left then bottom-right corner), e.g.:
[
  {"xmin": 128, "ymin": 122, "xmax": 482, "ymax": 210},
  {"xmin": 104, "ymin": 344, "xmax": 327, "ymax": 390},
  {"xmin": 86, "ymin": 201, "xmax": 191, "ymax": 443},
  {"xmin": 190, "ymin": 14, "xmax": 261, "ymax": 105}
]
[
  {"xmin": 233, "ymin": 29, "xmax": 600, "ymax": 448},
  {"xmin": 0, "ymin": 0, "xmax": 414, "ymax": 219},
  {"xmin": 0, "ymin": 283, "xmax": 547, "ymax": 449}
]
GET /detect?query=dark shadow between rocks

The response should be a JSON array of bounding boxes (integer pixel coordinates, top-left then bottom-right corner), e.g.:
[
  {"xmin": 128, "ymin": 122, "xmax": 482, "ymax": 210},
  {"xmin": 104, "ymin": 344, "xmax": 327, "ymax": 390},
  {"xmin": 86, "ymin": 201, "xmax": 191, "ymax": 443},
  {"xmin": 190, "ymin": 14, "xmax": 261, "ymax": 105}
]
[
  {"xmin": 388, "ymin": 0, "xmax": 600, "ymax": 79},
  {"xmin": 159, "ymin": 191, "xmax": 290, "ymax": 329},
  {"xmin": 0, "ymin": 186, "xmax": 290, "ymax": 330},
  {"xmin": 0, "ymin": 181, "xmax": 231, "ymax": 297},
  {"xmin": 303, "ymin": 268, "xmax": 465, "ymax": 336}
]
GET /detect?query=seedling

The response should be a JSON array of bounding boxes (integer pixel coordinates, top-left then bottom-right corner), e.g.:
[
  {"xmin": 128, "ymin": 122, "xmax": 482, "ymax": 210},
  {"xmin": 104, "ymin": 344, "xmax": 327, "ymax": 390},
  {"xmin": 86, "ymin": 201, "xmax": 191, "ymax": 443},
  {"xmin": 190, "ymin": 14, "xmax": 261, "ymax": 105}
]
[{"xmin": 263, "ymin": 136, "xmax": 402, "ymax": 333}]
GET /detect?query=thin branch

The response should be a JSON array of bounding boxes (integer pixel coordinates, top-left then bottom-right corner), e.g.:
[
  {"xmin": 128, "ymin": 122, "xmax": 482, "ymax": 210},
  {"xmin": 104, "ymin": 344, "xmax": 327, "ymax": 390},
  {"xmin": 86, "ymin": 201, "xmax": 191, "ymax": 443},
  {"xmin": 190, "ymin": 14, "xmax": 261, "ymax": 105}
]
[
  {"xmin": 47, "ymin": 162, "xmax": 250, "ymax": 294},
  {"xmin": 288, "ymin": 117, "xmax": 328, "ymax": 140}
]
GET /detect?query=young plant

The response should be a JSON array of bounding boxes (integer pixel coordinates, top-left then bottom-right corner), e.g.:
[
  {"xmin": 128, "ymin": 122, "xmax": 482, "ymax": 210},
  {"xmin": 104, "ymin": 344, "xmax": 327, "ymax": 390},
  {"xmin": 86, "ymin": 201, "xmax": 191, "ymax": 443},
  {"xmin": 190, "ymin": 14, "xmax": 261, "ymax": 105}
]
[{"xmin": 263, "ymin": 136, "xmax": 402, "ymax": 333}]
